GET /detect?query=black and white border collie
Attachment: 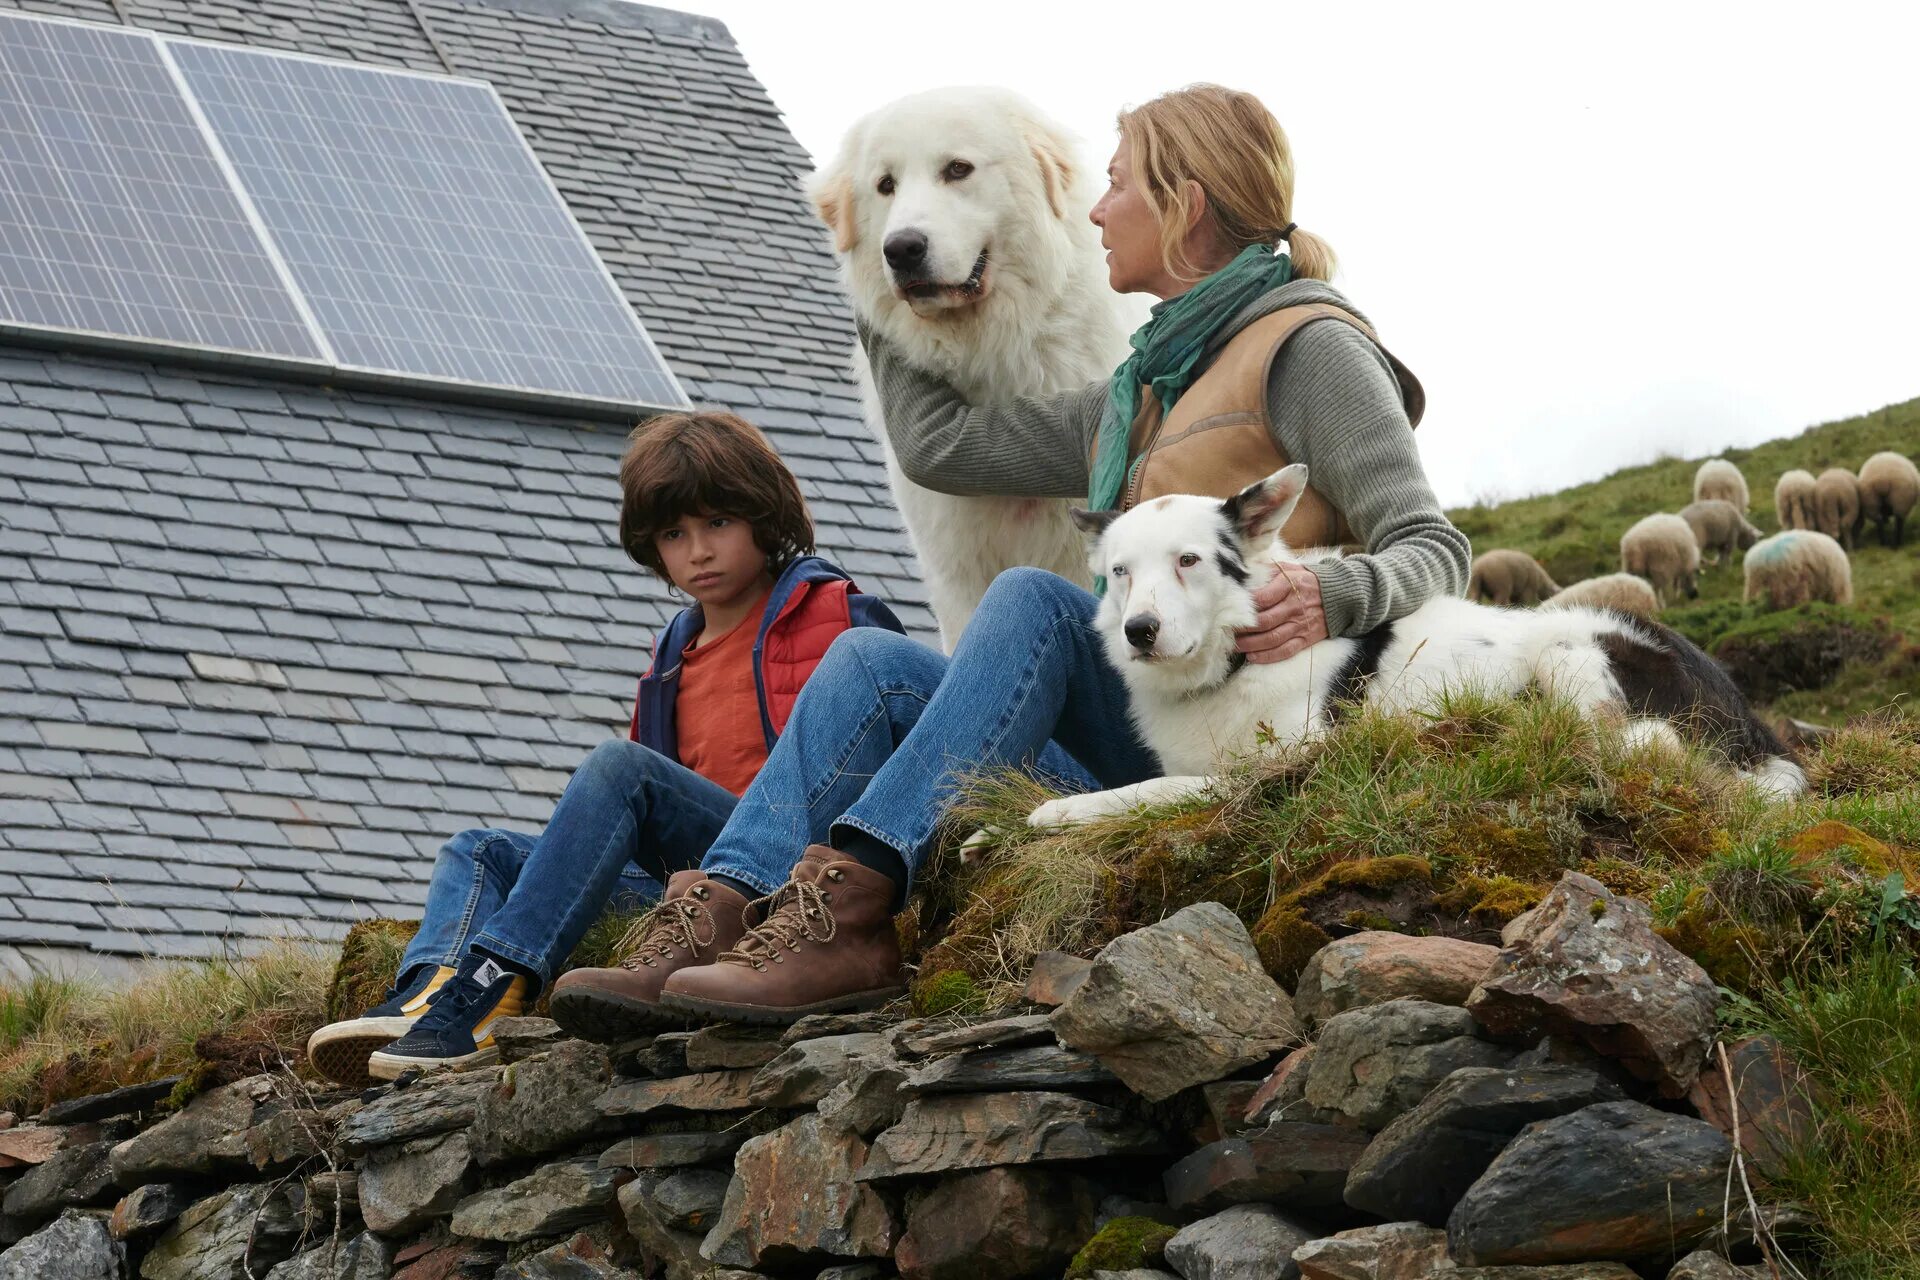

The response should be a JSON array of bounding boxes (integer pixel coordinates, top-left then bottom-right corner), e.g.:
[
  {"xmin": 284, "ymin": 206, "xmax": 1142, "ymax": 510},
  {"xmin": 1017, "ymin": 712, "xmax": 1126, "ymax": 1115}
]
[{"xmin": 1031, "ymin": 465, "xmax": 1805, "ymax": 829}]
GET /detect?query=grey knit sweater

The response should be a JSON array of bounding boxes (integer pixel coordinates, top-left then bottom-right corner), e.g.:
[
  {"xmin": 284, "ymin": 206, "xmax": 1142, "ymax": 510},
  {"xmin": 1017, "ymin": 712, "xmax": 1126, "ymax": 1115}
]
[{"xmin": 860, "ymin": 278, "xmax": 1472, "ymax": 638}]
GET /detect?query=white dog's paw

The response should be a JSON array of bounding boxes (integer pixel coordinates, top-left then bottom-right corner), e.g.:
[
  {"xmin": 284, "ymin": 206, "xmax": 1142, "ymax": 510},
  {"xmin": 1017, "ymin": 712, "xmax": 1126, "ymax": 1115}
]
[
  {"xmin": 1026, "ymin": 792, "xmax": 1123, "ymax": 830},
  {"xmin": 957, "ymin": 826, "xmax": 1003, "ymax": 864}
]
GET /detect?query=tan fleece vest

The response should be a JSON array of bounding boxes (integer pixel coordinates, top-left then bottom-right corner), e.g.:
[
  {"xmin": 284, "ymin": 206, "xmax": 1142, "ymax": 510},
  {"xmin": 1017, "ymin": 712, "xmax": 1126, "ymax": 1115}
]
[{"xmin": 1097, "ymin": 303, "xmax": 1426, "ymax": 548}]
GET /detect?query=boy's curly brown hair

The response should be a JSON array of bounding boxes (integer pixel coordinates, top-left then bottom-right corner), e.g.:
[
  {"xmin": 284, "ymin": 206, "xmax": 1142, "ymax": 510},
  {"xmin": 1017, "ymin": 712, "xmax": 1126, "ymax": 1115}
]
[{"xmin": 617, "ymin": 410, "xmax": 815, "ymax": 579}]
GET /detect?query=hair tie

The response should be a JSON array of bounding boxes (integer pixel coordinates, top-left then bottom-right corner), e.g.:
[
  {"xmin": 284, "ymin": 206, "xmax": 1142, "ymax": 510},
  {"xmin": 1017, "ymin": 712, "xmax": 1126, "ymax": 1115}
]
[{"xmin": 1280, "ymin": 222, "xmax": 1297, "ymax": 242}]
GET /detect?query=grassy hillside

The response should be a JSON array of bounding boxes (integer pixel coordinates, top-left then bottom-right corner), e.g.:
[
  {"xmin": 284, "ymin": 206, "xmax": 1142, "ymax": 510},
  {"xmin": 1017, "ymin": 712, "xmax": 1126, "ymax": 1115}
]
[{"xmin": 1448, "ymin": 396, "xmax": 1920, "ymax": 722}]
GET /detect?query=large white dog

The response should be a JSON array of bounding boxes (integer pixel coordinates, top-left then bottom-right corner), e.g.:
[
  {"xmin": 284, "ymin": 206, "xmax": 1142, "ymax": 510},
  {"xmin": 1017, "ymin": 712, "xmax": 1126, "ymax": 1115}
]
[
  {"xmin": 1028, "ymin": 466, "xmax": 1806, "ymax": 828},
  {"xmin": 809, "ymin": 87, "xmax": 1127, "ymax": 648}
]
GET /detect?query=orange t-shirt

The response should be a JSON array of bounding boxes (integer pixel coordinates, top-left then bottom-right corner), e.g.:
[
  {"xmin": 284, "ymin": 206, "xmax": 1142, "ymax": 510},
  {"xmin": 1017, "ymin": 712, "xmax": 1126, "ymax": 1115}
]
[{"xmin": 674, "ymin": 595, "xmax": 772, "ymax": 797}]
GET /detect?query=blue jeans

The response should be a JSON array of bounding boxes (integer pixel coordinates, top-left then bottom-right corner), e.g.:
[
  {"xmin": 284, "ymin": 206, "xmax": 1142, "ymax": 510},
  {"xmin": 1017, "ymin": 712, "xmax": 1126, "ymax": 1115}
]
[
  {"xmin": 397, "ymin": 740, "xmax": 739, "ymax": 988},
  {"xmin": 701, "ymin": 568, "xmax": 1160, "ymax": 894}
]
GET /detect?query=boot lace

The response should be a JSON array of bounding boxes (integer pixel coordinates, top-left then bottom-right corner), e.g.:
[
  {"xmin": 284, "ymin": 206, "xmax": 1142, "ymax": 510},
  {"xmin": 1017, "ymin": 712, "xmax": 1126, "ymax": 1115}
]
[
  {"xmin": 719, "ymin": 874, "xmax": 841, "ymax": 972},
  {"xmin": 615, "ymin": 889, "xmax": 718, "ymax": 970}
]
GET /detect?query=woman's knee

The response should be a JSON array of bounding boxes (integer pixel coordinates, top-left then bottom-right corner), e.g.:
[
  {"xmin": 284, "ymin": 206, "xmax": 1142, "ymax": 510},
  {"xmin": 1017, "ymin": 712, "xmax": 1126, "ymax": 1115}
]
[{"xmin": 574, "ymin": 738, "xmax": 672, "ymax": 791}]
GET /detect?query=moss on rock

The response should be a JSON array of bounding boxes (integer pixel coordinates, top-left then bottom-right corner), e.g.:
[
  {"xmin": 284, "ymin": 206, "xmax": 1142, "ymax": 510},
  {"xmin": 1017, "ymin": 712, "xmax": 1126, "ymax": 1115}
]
[
  {"xmin": 1065, "ymin": 1216, "xmax": 1178, "ymax": 1278},
  {"xmin": 912, "ymin": 969, "xmax": 984, "ymax": 1017}
]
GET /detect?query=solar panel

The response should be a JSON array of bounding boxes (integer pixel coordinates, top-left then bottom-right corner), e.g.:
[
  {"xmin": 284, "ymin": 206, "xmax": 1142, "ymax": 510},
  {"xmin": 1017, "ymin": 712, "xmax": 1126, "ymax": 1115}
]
[
  {"xmin": 0, "ymin": 13, "xmax": 324, "ymax": 361},
  {"xmin": 168, "ymin": 40, "xmax": 689, "ymax": 410}
]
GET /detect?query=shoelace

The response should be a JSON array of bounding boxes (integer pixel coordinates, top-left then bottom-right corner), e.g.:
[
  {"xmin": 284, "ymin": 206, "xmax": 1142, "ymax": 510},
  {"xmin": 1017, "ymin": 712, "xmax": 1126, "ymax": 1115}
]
[
  {"xmin": 719, "ymin": 876, "xmax": 839, "ymax": 972},
  {"xmin": 617, "ymin": 889, "xmax": 718, "ymax": 970}
]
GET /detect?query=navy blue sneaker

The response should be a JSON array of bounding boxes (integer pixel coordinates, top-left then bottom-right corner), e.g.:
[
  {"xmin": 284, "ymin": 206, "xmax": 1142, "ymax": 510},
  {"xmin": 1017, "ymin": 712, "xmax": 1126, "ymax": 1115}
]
[
  {"xmin": 307, "ymin": 962, "xmax": 456, "ymax": 1087},
  {"xmin": 367, "ymin": 953, "xmax": 531, "ymax": 1080}
]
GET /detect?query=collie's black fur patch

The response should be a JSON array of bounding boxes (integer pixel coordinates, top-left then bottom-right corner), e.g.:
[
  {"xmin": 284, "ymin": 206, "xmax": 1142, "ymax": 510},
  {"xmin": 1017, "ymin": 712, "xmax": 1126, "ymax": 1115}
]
[
  {"xmin": 1214, "ymin": 520, "xmax": 1250, "ymax": 584},
  {"xmin": 1328, "ymin": 623, "xmax": 1394, "ymax": 717},
  {"xmin": 1599, "ymin": 620, "xmax": 1793, "ymax": 766}
]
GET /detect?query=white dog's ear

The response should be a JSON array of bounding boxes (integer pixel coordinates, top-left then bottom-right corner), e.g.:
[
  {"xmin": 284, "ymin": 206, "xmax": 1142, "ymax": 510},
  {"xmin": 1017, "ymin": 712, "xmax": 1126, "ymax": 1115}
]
[
  {"xmin": 809, "ymin": 167, "xmax": 858, "ymax": 254},
  {"xmin": 1028, "ymin": 130, "xmax": 1074, "ymax": 221},
  {"xmin": 1223, "ymin": 464, "xmax": 1309, "ymax": 545},
  {"xmin": 1069, "ymin": 507, "xmax": 1118, "ymax": 539}
]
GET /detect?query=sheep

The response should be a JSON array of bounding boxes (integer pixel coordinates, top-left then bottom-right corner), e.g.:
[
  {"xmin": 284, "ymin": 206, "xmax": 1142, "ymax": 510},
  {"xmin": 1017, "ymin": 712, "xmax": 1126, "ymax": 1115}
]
[
  {"xmin": 1620, "ymin": 513, "xmax": 1700, "ymax": 607},
  {"xmin": 1694, "ymin": 458, "xmax": 1750, "ymax": 512},
  {"xmin": 1857, "ymin": 450, "xmax": 1920, "ymax": 547},
  {"xmin": 1743, "ymin": 529, "xmax": 1852, "ymax": 610},
  {"xmin": 1774, "ymin": 469, "xmax": 1817, "ymax": 530},
  {"xmin": 1678, "ymin": 499, "xmax": 1761, "ymax": 566},
  {"xmin": 1812, "ymin": 467, "xmax": 1862, "ymax": 549},
  {"xmin": 1467, "ymin": 549, "xmax": 1561, "ymax": 606},
  {"xmin": 1541, "ymin": 572, "xmax": 1661, "ymax": 619}
]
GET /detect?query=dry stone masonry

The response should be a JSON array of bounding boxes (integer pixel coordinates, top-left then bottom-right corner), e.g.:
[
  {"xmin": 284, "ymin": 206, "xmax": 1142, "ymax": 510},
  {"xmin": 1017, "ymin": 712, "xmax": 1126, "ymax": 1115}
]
[{"xmin": 0, "ymin": 871, "xmax": 1810, "ymax": 1278}]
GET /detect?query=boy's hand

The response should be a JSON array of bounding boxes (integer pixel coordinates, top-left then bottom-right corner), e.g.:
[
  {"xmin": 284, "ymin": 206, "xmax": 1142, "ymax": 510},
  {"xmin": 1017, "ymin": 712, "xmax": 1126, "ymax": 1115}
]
[{"xmin": 1236, "ymin": 562, "xmax": 1329, "ymax": 664}]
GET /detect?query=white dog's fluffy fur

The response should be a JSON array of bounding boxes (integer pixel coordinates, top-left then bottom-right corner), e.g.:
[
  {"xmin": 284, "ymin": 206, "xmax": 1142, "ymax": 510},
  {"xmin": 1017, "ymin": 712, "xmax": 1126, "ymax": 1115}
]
[
  {"xmin": 1030, "ymin": 467, "xmax": 1806, "ymax": 828},
  {"xmin": 809, "ymin": 87, "xmax": 1127, "ymax": 648}
]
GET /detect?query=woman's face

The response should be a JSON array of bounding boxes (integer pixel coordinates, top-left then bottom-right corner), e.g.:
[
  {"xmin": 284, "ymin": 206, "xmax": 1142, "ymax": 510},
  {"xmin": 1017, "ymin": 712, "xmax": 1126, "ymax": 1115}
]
[{"xmin": 1090, "ymin": 140, "xmax": 1180, "ymax": 299}]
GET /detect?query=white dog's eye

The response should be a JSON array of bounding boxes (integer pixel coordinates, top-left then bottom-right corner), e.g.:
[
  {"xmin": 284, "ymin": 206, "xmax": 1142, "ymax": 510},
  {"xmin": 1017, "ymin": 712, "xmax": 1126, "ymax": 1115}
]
[
  {"xmin": 943, "ymin": 160, "xmax": 974, "ymax": 182},
  {"xmin": 1109, "ymin": 564, "xmax": 1127, "ymax": 578},
  {"xmin": 877, "ymin": 174, "xmax": 895, "ymax": 196},
  {"xmin": 1178, "ymin": 553, "xmax": 1201, "ymax": 568}
]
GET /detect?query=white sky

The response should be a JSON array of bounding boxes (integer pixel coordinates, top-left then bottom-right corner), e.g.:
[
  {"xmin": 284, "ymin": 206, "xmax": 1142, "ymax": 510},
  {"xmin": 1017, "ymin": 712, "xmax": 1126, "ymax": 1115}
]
[{"xmin": 668, "ymin": 0, "xmax": 1920, "ymax": 507}]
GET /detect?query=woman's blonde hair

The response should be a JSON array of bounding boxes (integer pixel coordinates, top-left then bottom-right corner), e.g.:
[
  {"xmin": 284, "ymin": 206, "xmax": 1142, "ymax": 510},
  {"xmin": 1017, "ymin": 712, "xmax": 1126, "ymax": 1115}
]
[{"xmin": 1117, "ymin": 83, "xmax": 1336, "ymax": 284}]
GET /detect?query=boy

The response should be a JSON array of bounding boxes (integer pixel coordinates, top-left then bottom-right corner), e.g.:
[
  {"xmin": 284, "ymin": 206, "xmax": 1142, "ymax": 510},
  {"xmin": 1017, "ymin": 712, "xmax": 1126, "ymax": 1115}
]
[{"xmin": 306, "ymin": 411, "xmax": 902, "ymax": 1083}]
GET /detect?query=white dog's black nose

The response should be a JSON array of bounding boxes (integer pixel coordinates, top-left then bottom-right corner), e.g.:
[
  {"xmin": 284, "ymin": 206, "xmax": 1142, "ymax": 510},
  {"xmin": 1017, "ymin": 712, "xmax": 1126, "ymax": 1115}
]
[
  {"xmin": 1124, "ymin": 613, "xmax": 1160, "ymax": 651},
  {"xmin": 884, "ymin": 229, "xmax": 928, "ymax": 272}
]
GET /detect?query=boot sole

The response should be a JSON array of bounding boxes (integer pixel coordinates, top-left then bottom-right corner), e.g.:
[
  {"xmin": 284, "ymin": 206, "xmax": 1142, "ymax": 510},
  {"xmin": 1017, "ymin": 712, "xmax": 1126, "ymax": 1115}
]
[
  {"xmin": 306, "ymin": 1017, "xmax": 417, "ymax": 1088},
  {"xmin": 657, "ymin": 984, "xmax": 906, "ymax": 1027},
  {"xmin": 549, "ymin": 986, "xmax": 687, "ymax": 1043}
]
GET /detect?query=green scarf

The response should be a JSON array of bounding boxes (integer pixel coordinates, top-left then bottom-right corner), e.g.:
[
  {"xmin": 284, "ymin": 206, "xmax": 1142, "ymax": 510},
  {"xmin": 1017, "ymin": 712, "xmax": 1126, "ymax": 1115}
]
[{"xmin": 1088, "ymin": 242, "xmax": 1296, "ymax": 514}]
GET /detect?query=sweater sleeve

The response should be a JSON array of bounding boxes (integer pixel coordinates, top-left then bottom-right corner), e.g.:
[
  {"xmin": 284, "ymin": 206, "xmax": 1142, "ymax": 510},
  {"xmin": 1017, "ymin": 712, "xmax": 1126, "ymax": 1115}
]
[
  {"xmin": 1265, "ymin": 321, "xmax": 1472, "ymax": 637},
  {"xmin": 860, "ymin": 322, "xmax": 1107, "ymax": 498}
]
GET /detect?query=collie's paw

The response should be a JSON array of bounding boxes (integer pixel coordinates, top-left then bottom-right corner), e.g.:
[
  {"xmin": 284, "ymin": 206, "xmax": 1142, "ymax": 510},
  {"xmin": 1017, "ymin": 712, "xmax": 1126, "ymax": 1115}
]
[
  {"xmin": 1026, "ymin": 792, "xmax": 1120, "ymax": 829},
  {"xmin": 957, "ymin": 826, "xmax": 1004, "ymax": 864}
]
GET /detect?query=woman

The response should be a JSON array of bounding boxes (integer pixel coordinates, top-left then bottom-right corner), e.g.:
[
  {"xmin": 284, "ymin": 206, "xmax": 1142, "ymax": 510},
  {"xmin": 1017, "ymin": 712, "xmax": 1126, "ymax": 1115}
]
[{"xmin": 554, "ymin": 83, "xmax": 1470, "ymax": 1030}]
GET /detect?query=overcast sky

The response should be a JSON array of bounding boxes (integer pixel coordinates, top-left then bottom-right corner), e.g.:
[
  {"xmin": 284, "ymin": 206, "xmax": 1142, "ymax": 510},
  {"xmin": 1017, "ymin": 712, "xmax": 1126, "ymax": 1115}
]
[{"xmin": 668, "ymin": 1, "xmax": 1920, "ymax": 508}]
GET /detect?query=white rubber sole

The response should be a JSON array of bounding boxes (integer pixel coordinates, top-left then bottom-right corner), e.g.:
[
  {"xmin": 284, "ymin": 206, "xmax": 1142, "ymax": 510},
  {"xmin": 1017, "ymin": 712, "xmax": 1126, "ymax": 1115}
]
[
  {"xmin": 366, "ymin": 1043, "xmax": 501, "ymax": 1082},
  {"xmin": 307, "ymin": 1016, "xmax": 420, "ymax": 1087}
]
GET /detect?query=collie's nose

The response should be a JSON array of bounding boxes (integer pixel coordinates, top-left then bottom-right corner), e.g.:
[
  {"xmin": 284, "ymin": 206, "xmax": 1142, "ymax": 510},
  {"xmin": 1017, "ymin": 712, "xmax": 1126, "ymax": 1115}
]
[
  {"xmin": 884, "ymin": 229, "xmax": 928, "ymax": 271},
  {"xmin": 1124, "ymin": 613, "xmax": 1160, "ymax": 651}
]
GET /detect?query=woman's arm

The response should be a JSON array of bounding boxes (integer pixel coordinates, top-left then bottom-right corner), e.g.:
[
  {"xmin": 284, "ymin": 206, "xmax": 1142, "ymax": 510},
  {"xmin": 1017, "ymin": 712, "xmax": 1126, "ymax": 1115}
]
[
  {"xmin": 860, "ymin": 323, "xmax": 1107, "ymax": 498},
  {"xmin": 1266, "ymin": 321, "xmax": 1473, "ymax": 638}
]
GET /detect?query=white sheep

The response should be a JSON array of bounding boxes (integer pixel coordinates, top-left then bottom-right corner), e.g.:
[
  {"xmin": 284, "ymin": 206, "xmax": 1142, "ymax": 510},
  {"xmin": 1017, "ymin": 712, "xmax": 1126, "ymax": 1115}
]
[
  {"xmin": 1620, "ymin": 513, "xmax": 1700, "ymax": 607},
  {"xmin": 1541, "ymin": 573, "xmax": 1661, "ymax": 619},
  {"xmin": 1743, "ymin": 529, "xmax": 1853, "ymax": 610},
  {"xmin": 1858, "ymin": 450, "xmax": 1920, "ymax": 547},
  {"xmin": 1813, "ymin": 467, "xmax": 1862, "ymax": 549},
  {"xmin": 1774, "ymin": 469, "xmax": 1817, "ymax": 530},
  {"xmin": 1467, "ymin": 549, "xmax": 1561, "ymax": 606},
  {"xmin": 1678, "ymin": 499, "xmax": 1761, "ymax": 566},
  {"xmin": 1694, "ymin": 458, "xmax": 1750, "ymax": 512}
]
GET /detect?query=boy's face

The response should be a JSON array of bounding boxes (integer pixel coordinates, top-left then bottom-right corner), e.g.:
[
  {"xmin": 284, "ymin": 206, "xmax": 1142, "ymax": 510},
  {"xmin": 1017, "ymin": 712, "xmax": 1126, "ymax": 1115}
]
[{"xmin": 653, "ymin": 511, "xmax": 770, "ymax": 610}]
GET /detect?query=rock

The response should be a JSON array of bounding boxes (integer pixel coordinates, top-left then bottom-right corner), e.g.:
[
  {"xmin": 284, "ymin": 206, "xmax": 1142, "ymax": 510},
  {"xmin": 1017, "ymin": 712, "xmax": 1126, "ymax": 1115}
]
[
  {"xmin": 141, "ymin": 1183, "xmax": 300, "ymax": 1280},
  {"xmin": 700, "ymin": 1113, "xmax": 894, "ymax": 1269},
  {"xmin": 3, "ymin": 1141, "xmax": 118, "ymax": 1221},
  {"xmin": 337, "ymin": 1073, "xmax": 493, "ymax": 1154},
  {"xmin": 598, "ymin": 1130, "xmax": 747, "ymax": 1171},
  {"xmin": 0, "ymin": 1208, "xmax": 126, "ymax": 1279},
  {"xmin": 294, "ymin": 1170, "xmax": 356, "ymax": 1235},
  {"xmin": 1293, "ymin": 933, "xmax": 1499, "ymax": 1028},
  {"xmin": 470, "ymin": 1039, "xmax": 610, "ymax": 1165},
  {"xmin": 596, "ymin": 1070, "xmax": 759, "ymax": 1119},
  {"xmin": 1162, "ymin": 1204, "xmax": 1316, "ymax": 1280},
  {"xmin": 628, "ymin": 1032, "xmax": 693, "ymax": 1078},
  {"xmin": 1305, "ymin": 999, "xmax": 1512, "ymax": 1129},
  {"xmin": 244, "ymin": 1100, "xmax": 341, "ymax": 1171},
  {"xmin": 388, "ymin": 1239, "xmax": 505, "ymax": 1279},
  {"xmin": 1343, "ymin": 1066, "xmax": 1626, "ymax": 1224},
  {"xmin": 748, "ymin": 1034, "xmax": 890, "ymax": 1109},
  {"xmin": 651, "ymin": 1169, "xmax": 731, "ymax": 1234},
  {"xmin": 1686, "ymin": 1036, "xmax": 1819, "ymax": 1172},
  {"xmin": 781, "ymin": 1011, "xmax": 898, "ymax": 1045},
  {"xmin": 1195, "ymin": 1082, "xmax": 1262, "ymax": 1142},
  {"xmin": 0, "ymin": 1126, "xmax": 75, "ymax": 1167},
  {"xmin": 817, "ymin": 1267, "xmax": 889, "ymax": 1280},
  {"xmin": 110, "ymin": 1076, "xmax": 275, "ymax": 1183},
  {"xmin": 1053, "ymin": 903, "xmax": 1301, "ymax": 1102},
  {"xmin": 617, "ymin": 1178, "xmax": 709, "ymax": 1280},
  {"xmin": 901, "ymin": 1044, "xmax": 1116, "ymax": 1094},
  {"xmin": 1241, "ymin": 1048, "xmax": 1341, "ymax": 1127},
  {"xmin": 43, "ymin": 1080, "xmax": 183, "ymax": 1127},
  {"xmin": 685, "ymin": 1025, "xmax": 785, "ymax": 1071},
  {"xmin": 1448, "ymin": 1100, "xmax": 1733, "ymax": 1265},
  {"xmin": 1450, "ymin": 1269, "xmax": 1638, "ymax": 1279},
  {"xmin": 492, "ymin": 1231, "xmax": 627, "ymax": 1279},
  {"xmin": 1291, "ymin": 1222, "xmax": 1453, "ymax": 1280},
  {"xmin": 1025, "ymin": 951, "xmax": 1093, "ymax": 1007},
  {"xmin": 1092, "ymin": 1273, "xmax": 1180, "ymax": 1280},
  {"xmin": 860, "ymin": 1091, "xmax": 1168, "ymax": 1181},
  {"xmin": 894, "ymin": 1167, "xmax": 1099, "ymax": 1280},
  {"xmin": 1163, "ymin": 1120, "xmax": 1371, "ymax": 1213},
  {"xmin": 489, "ymin": 1016, "xmax": 564, "ymax": 1063},
  {"xmin": 109, "ymin": 1184, "xmax": 194, "ymax": 1241},
  {"xmin": 896, "ymin": 1014, "xmax": 1055, "ymax": 1057},
  {"xmin": 449, "ymin": 1156, "xmax": 620, "ymax": 1243},
  {"xmin": 817, "ymin": 1055, "xmax": 912, "ymax": 1139},
  {"xmin": 1667, "ymin": 1251, "xmax": 1766, "ymax": 1279},
  {"xmin": 1466, "ymin": 872, "xmax": 1718, "ymax": 1097},
  {"xmin": 358, "ymin": 1129, "xmax": 473, "ymax": 1235},
  {"xmin": 263, "ymin": 1232, "xmax": 394, "ymax": 1280}
]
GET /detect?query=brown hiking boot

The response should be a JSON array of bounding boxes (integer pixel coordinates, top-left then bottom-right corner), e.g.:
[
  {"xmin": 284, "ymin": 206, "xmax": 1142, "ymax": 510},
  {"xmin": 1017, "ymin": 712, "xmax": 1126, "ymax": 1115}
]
[
  {"xmin": 658, "ymin": 846, "xmax": 907, "ymax": 1026},
  {"xmin": 548, "ymin": 871, "xmax": 752, "ymax": 1042}
]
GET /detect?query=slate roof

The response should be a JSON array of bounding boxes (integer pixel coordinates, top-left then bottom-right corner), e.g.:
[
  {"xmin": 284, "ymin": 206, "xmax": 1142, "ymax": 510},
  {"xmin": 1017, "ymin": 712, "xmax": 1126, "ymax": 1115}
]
[{"xmin": 0, "ymin": 0, "xmax": 933, "ymax": 970}]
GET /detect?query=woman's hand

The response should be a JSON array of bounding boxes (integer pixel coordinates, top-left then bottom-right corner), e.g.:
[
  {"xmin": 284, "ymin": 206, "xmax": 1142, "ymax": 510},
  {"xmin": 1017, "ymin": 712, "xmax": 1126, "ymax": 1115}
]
[{"xmin": 1236, "ymin": 562, "xmax": 1329, "ymax": 663}]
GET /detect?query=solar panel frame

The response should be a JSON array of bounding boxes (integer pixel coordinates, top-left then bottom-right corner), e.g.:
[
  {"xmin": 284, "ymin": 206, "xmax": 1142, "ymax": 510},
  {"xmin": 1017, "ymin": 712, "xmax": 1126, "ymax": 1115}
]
[{"xmin": 163, "ymin": 36, "xmax": 691, "ymax": 414}]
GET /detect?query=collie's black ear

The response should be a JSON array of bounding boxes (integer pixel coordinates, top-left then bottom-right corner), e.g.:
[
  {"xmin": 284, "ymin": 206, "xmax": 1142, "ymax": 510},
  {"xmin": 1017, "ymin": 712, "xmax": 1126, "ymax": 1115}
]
[
  {"xmin": 1069, "ymin": 507, "xmax": 1118, "ymax": 538},
  {"xmin": 1222, "ymin": 464, "xmax": 1309, "ymax": 544}
]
